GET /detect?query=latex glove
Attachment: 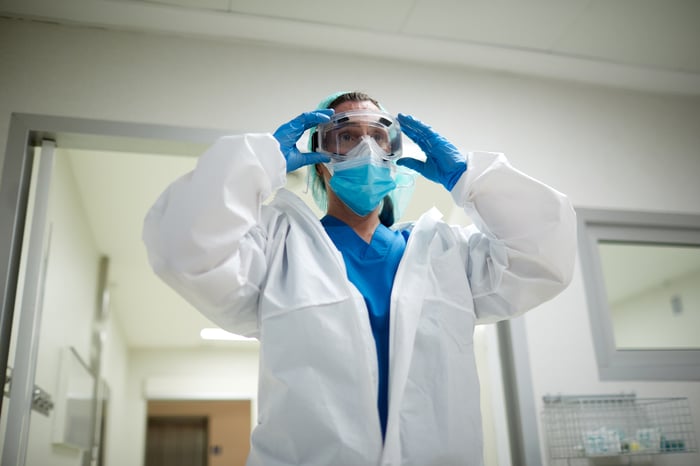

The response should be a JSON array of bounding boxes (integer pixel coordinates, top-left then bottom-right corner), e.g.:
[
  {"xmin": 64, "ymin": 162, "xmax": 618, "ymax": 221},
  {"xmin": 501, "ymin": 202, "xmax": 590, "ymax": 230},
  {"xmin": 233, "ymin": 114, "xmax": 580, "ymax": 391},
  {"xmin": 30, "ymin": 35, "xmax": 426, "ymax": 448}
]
[
  {"xmin": 273, "ymin": 109, "xmax": 334, "ymax": 173},
  {"xmin": 396, "ymin": 113, "xmax": 467, "ymax": 191}
]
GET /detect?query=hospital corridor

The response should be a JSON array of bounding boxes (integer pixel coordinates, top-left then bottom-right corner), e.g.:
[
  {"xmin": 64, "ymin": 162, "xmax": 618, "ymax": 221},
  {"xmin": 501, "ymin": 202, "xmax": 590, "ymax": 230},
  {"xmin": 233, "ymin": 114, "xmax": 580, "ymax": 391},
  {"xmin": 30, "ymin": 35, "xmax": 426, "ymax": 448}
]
[{"xmin": 1, "ymin": 1, "xmax": 699, "ymax": 465}]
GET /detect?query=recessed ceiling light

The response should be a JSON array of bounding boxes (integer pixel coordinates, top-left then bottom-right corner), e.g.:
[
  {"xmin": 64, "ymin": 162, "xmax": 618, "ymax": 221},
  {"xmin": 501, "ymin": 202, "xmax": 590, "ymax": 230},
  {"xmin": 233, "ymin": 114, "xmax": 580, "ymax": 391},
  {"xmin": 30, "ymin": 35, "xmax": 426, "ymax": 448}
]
[{"xmin": 200, "ymin": 328, "xmax": 257, "ymax": 342}]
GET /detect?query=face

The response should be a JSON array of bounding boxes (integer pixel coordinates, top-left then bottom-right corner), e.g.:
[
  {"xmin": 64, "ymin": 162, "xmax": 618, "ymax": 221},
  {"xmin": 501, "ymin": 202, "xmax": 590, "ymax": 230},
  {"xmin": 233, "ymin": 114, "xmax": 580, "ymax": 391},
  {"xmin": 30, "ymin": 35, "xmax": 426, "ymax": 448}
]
[
  {"xmin": 317, "ymin": 99, "xmax": 381, "ymax": 176},
  {"xmin": 317, "ymin": 100, "xmax": 383, "ymax": 215},
  {"xmin": 320, "ymin": 100, "xmax": 392, "ymax": 156}
]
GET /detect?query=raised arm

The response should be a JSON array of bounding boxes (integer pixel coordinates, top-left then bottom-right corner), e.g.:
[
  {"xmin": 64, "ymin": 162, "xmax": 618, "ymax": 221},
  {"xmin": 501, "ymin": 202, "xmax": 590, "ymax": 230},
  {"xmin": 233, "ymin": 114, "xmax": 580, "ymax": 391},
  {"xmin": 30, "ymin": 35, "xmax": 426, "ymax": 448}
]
[
  {"xmin": 142, "ymin": 134, "xmax": 285, "ymax": 337},
  {"xmin": 397, "ymin": 113, "xmax": 576, "ymax": 323}
]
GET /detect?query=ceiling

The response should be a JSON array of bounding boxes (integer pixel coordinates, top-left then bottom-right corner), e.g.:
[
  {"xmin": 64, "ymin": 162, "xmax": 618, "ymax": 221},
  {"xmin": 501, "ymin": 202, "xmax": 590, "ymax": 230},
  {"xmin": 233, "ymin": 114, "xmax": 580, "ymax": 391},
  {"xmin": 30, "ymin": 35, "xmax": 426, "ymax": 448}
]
[
  {"xmin": 7, "ymin": 0, "xmax": 700, "ymax": 348},
  {"xmin": 2, "ymin": 0, "xmax": 700, "ymax": 95}
]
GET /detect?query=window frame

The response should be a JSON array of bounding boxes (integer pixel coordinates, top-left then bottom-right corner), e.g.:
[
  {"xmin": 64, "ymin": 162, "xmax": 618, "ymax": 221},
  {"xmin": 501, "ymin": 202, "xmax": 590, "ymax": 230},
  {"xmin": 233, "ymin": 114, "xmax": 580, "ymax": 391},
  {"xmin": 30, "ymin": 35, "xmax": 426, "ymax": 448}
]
[{"xmin": 576, "ymin": 208, "xmax": 700, "ymax": 381}]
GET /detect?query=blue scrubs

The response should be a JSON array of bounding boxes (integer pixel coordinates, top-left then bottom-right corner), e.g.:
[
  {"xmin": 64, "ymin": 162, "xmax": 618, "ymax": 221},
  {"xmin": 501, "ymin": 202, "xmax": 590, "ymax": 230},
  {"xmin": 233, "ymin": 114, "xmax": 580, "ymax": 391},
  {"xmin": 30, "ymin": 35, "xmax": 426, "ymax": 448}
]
[{"xmin": 321, "ymin": 215, "xmax": 408, "ymax": 439}]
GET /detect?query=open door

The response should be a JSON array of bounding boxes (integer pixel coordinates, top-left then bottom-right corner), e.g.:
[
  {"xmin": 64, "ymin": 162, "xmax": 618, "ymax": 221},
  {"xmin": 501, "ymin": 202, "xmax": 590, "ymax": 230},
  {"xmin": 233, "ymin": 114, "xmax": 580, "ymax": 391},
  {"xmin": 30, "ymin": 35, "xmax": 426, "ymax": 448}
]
[
  {"xmin": 0, "ymin": 114, "xmax": 226, "ymax": 466},
  {"xmin": 1, "ymin": 140, "xmax": 56, "ymax": 466}
]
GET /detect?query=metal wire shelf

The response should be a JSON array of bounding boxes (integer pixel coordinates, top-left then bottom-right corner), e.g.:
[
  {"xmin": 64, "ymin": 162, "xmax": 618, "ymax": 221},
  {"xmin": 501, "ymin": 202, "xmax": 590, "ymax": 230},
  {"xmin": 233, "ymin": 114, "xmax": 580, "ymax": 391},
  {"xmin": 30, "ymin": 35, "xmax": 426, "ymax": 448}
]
[{"xmin": 542, "ymin": 394, "xmax": 697, "ymax": 465}]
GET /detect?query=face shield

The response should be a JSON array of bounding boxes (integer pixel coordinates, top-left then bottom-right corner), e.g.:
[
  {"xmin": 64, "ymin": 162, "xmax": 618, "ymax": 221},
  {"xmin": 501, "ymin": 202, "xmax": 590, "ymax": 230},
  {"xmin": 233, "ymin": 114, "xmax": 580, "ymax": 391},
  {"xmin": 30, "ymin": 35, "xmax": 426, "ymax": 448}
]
[{"xmin": 316, "ymin": 110, "xmax": 402, "ymax": 162}]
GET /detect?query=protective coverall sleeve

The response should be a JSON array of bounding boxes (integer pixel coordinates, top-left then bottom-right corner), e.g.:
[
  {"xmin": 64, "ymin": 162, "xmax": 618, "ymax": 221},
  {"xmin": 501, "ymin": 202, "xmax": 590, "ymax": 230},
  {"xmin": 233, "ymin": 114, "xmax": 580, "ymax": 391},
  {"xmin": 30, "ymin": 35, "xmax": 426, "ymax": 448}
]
[
  {"xmin": 450, "ymin": 151, "xmax": 577, "ymax": 324},
  {"xmin": 142, "ymin": 134, "xmax": 286, "ymax": 337}
]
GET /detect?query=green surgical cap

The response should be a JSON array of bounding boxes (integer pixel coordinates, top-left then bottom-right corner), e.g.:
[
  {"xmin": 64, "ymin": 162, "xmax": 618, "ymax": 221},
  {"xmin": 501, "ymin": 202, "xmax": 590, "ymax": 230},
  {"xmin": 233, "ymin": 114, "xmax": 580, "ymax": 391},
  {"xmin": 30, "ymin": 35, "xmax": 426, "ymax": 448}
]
[{"xmin": 317, "ymin": 91, "xmax": 352, "ymax": 110}]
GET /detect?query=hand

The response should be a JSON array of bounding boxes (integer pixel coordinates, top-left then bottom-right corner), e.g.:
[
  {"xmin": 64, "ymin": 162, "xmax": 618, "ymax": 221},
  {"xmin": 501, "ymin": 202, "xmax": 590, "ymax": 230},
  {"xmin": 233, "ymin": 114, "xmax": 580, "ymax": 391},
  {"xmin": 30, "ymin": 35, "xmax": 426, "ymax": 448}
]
[
  {"xmin": 396, "ymin": 113, "xmax": 467, "ymax": 191},
  {"xmin": 273, "ymin": 109, "xmax": 334, "ymax": 173}
]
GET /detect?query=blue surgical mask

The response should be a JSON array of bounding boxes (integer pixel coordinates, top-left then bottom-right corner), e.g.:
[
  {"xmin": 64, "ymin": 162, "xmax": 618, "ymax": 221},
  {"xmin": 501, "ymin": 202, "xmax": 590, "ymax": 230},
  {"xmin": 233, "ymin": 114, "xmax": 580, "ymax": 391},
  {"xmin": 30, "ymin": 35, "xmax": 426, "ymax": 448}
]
[{"xmin": 328, "ymin": 156, "xmax": 397, "ymax": 216}]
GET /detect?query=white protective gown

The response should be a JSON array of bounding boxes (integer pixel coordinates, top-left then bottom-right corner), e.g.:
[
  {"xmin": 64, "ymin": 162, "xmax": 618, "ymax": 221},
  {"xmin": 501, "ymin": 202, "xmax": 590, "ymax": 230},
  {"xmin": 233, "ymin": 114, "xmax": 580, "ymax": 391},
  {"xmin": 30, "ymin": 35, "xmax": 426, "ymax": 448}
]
[{"xmin": 142, "ymin": 134, "xmax": 576, "ymax": 466}]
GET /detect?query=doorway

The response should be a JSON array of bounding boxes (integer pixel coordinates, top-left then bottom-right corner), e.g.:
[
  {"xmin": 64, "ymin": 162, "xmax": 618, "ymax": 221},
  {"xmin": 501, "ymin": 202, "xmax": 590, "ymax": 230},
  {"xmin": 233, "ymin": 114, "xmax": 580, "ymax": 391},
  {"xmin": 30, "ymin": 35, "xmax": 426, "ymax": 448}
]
[
  {"xmin": 146, "ymin": 400, "xmax": 251, "ymax": 466},
  {"xmin": 0, "ymin": 114, "xmax": 238, "ymax": 466},
  {"xmin": 146, "ymin": 416, "xmax": 208, "ymax": 466}
]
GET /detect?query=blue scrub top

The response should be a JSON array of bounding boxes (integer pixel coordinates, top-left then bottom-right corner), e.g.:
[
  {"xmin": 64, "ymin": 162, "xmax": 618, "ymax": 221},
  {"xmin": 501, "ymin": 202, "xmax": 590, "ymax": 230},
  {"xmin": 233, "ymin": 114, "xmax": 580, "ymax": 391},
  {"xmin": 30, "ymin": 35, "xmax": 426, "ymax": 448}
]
[{"xmin": 321, "ymin": 215, "xmax": 408, "ymax": 439}]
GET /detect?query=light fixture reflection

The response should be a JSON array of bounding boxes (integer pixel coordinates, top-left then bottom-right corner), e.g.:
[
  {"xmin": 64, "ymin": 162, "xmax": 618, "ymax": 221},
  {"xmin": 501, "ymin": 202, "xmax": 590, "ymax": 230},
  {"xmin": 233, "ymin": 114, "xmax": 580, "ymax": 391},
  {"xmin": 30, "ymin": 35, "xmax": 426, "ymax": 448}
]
[{"xmin": 200, "ymin": 327, "xmax": 257, "ymax": 342}]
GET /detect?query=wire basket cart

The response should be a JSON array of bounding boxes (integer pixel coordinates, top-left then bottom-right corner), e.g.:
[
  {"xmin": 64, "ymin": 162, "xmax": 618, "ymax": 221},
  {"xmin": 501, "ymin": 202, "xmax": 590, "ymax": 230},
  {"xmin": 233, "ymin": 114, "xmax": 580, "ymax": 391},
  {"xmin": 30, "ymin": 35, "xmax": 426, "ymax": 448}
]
[{"xmin": 542, "ymin": 394, "xmax": 697, "ymax": 465}]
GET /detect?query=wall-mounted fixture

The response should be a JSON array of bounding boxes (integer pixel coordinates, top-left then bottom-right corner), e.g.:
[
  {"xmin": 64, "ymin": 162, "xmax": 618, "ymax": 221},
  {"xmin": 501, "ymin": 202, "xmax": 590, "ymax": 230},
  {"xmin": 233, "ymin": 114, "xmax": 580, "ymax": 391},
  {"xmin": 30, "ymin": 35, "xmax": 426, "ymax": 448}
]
[
  {"xmin": 3, "ymin": 366, "xmax": 54, "ymax": 416},
  {"xmin": 542, "ymin": 393, "xmax": 697, "ymax": 461}
]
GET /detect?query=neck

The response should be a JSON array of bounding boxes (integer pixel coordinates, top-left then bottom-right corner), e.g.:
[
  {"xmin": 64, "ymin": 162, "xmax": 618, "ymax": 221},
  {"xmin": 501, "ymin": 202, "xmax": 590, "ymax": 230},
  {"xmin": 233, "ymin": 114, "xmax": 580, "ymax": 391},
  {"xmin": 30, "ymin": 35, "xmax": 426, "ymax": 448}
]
[{"xmin": 327, "ymin": 201, "xmax": 380, "ymax": 244}]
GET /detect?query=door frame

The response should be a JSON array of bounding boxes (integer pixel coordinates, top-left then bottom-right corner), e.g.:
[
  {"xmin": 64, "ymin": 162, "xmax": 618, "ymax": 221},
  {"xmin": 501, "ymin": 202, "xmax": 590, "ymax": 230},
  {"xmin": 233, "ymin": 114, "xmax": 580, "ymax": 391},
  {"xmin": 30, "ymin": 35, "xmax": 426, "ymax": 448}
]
[
  {"xmin": 0, "ymin": 113, "xmax": 227, "ymax": 463},
  {"xmin": 0, "ymin": 113, "xmax": 543, "ymax": 465}
]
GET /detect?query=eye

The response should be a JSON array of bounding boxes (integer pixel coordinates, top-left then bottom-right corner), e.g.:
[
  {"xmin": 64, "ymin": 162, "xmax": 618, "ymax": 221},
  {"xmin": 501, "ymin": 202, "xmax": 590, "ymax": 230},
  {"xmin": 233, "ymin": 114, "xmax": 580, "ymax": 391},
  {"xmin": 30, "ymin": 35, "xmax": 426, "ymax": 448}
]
[
  {"xmin": 338, "ymin": 131, "xmax": 357, "ymax": 144},
  {"xmin": 370, "ymin": 131, "xmax": 388, "ymax": 144},
  {"xmin": 369, "ymin": 130, "xmax": 390, "ymax": 150}
]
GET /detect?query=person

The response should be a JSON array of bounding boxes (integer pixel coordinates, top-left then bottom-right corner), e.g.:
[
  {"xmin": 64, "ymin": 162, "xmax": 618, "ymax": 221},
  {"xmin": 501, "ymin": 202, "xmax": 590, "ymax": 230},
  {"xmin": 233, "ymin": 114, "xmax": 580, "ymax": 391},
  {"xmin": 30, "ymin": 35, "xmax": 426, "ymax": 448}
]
[{"xmin": 142, "ymin": 91, "xmax": 576, "ymax": 466}]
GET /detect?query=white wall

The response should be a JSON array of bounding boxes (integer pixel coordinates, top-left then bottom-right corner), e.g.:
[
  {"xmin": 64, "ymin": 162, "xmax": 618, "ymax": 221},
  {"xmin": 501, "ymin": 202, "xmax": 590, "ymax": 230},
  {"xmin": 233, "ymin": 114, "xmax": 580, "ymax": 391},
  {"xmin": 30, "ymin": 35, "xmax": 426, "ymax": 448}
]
[
  {"xmin": 2, "ymin": 17, "xmax": 700, "ymax": 466},
  {"xmin": 612, "ymin": 269, "xmax": 700, "ymax": 348},
  {"xmin": 100, "ymin": 303, "xmax": 129, "ymax": 466}
]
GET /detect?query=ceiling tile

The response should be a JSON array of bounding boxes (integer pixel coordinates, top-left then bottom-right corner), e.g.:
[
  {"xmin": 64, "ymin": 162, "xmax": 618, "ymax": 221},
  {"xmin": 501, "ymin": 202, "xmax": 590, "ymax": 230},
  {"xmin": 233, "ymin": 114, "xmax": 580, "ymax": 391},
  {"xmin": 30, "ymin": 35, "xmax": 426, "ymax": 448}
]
[
  {"xmin": 141, "ymin": 0, "xmax": 229, "ymax": 12},
  {"xmin": 225, "ymin": 0, "xmax": 416, "ymax": 32},
  {"xmin": 403, "ymin": 0, "xmax": 588, "ymax": 51},
  {"xmin": 554, "ymin": 0, "xmax": 700, "ymax": 73}
]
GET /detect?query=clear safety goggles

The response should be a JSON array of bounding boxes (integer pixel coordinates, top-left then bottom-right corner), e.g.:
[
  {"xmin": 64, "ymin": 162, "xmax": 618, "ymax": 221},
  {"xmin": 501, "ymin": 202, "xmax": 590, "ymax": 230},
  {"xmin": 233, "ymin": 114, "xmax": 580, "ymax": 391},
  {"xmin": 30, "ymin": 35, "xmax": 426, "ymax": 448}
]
[{"xmin": 316, "ymin": 110, "xmax": 402, "ymax": 162}]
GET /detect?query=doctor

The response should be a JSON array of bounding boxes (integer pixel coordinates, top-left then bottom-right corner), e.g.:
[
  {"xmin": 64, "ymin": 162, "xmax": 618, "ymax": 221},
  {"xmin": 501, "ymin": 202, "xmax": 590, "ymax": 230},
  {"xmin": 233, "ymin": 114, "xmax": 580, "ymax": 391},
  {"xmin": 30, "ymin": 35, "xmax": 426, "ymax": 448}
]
[{"xmin": 143, "ymin": 91, "xmax": 576, "ymax": 466}]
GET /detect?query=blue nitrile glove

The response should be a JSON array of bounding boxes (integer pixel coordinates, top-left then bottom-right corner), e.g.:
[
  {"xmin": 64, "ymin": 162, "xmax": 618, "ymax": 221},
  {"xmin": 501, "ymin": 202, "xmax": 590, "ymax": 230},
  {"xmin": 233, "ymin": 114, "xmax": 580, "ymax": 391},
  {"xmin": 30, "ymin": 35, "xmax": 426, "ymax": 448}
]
[
  {"xmin": 273, "ymin": 109, "xmax": 334, "ymax": 173},
  {"xmin": 396, "ymin": 113, "xmax": 467, "ymax": 191}
]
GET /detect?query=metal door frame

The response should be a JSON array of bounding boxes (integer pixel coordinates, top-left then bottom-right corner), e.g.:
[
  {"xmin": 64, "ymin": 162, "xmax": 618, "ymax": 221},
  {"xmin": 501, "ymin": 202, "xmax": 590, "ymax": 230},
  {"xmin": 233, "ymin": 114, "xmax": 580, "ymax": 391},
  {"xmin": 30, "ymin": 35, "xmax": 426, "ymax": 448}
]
[{"xmin": 0, "ymin": 113, "xmax": 226, "ymax": 464}]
